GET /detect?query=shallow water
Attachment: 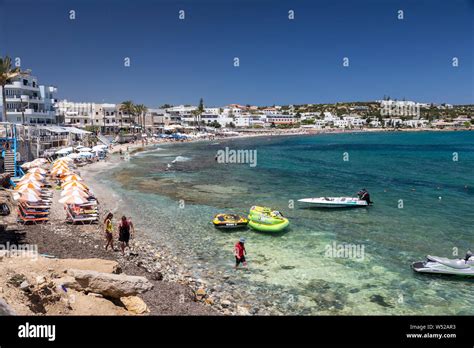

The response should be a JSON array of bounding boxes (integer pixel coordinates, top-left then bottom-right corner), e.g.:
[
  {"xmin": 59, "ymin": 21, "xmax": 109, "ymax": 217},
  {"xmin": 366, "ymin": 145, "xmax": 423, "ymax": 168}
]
[{"xmin": 96, "ymin": 131, "xmax": 474, "ymax": 315}]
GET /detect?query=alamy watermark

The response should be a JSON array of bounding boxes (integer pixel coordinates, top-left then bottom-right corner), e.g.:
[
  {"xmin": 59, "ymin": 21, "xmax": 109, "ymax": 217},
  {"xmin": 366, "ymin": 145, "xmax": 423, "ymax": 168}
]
[
  {"xmin": 216, "ymin": 147, "xmax": 257, "ymax": 167},
  {"xmin": 0, "ymin": 242, "xmax": 38, "ymax": 261},
  {"xmin": 380, "ymin": 103, "xmax": 420, "ymax": 117},
  {"xmin": 324, "ymin": 241, "xmax": 365, "ymax": 260}
]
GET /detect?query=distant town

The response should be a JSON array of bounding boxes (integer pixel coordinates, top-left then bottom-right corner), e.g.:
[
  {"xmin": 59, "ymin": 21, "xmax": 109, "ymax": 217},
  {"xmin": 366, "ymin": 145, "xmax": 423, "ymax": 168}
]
[
  {"xmin": 2, "ymin": 69, "xmax": 472, "ymax": 135},
  {"xmin": 0, "ymin": 66, "xmax": 473, "ymax": 167}
]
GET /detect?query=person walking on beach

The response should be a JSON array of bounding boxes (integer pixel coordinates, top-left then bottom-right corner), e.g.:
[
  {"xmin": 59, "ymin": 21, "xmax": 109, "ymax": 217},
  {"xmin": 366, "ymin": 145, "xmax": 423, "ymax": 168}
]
[
  {"xmin": 118, "ymin": 215, "xmax": 133, "ymax": 255},
  {"xmin": 104, "ymin": 212, "xmax": 114, "ymax": 251},
  {"xmin": 234, "ymin": 237, "xmax": 247, "ymax": 269}
]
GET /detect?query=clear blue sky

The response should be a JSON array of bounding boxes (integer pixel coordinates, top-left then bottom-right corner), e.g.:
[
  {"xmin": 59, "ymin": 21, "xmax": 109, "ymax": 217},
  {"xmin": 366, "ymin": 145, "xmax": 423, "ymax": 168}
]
[{"xmin": 1, "ymin": 0, "xmax": 473, "ymax": 106}]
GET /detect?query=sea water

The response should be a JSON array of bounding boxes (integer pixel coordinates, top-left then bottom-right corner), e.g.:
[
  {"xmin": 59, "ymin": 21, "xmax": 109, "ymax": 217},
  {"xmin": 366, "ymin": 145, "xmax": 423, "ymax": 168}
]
[{"xmin": 97, "ymin": 131, "xmax": 474, "ymax": 315}]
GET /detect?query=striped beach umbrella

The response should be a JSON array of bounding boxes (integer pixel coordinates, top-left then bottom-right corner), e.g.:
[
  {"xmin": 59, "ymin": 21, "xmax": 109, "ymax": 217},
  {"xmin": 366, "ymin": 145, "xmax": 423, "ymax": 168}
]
[
  {"xmin": 58, "ymin": 194, "xmax": 88, "ymax": 205},
  {"xmin": 61, "ymin": 181, "xmax": 88, "ymax": 190},
  {"xmin": 63, "ymin": 174, "xmax": 83, "ymax": 182}
]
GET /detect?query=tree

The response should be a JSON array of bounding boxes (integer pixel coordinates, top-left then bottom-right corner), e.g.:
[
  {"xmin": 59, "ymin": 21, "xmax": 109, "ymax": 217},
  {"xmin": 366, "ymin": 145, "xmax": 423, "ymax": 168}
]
[
  {"xmin": 119, "ymin": 101, "xmax": 135, "ymax": 132},
  {"xmin": 134, "ymin": 104, "xmax": 148, "ymax": 132},
  {"xmin": 0, "ymin": 56, "xmax": 28, "ymax": 122},
  {"xmin": 193, "ymin": 98, "xmax": 205, "ymax": 130}
]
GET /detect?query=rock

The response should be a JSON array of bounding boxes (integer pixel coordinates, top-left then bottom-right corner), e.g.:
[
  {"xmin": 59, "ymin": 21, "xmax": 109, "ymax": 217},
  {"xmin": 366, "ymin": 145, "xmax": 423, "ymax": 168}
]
[
  {"xmin": 120, "ymin": 296, "xmax": 149, "ymax": 314},
  {"xmin": 221, "ymin": 299, "xmax": 232, "ymax": 308},
  {"xmin": 19, "ymin": 281, "xmax": 30, "ymax": 291},
  {"xmin": 195, "ymin": 288, "xmax": 207, "ymax": 301},
  {"xmin": 67, "ymin": 269, "xmax": 154, "ymax": 298},
  {"xmin": 150, "ymin": 271, "xmax": 163, "ymax": 281},
  {"xmin": 0, "ymin": 297, "xmax": 16, "ymax": 315},
  {"xmin": 36, "ymin": 276, "xmax": 46, "ymax": 285},
  {"xmin": 236, "ymin": 305, "xmax": 251, "ymax": 316}
]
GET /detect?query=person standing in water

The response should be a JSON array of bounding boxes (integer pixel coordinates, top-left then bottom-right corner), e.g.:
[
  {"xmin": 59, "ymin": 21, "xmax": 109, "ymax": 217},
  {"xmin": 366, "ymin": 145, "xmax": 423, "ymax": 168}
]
[
  {"xmin": 234, "ymin": 237, "xmax": 247, "ymax": 269},
  {"xmin": 118, "ymin": 215, "xmax": 132, "ymax": 255},
  {"xmin": 103, "ymin": 212, "xmax": 114, "ymax": 251}
]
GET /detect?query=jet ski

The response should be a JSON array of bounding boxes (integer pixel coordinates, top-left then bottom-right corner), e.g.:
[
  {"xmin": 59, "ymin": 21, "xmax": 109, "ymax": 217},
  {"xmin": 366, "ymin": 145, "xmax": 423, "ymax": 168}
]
[
  {"xmin": 412, "ymin": 251, "xmax": 474, "ymax": 277},
  {"xmin": 212, "ymin": 214, "xmax": 248, "ymax": 229}
]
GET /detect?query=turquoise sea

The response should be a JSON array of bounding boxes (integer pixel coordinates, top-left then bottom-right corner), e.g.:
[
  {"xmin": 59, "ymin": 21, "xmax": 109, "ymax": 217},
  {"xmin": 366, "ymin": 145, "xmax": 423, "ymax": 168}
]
[{"xmin": 96, "ymin": 131, "xmax": 474, "ymax": 315}]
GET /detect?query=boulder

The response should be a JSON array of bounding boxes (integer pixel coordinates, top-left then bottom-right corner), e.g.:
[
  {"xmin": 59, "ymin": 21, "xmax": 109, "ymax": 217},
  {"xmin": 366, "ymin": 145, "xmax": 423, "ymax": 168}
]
[
  {"xmin": 67, "ymin": 269, "xmax": 153, "ymax": 298},
  {"xmin": 0, "ymin": 297, "xmax": 16, "ymax": 315},
  {"xmin": 120, "ymin": 296, "xmax": 149, "ymax": 314}
]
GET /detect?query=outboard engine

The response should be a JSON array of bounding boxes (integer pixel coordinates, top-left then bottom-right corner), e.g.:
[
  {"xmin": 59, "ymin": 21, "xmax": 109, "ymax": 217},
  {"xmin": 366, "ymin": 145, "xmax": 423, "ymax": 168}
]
[{"xmin": 464, "ymin": 250, "xmax": 473, "ymax": 262}]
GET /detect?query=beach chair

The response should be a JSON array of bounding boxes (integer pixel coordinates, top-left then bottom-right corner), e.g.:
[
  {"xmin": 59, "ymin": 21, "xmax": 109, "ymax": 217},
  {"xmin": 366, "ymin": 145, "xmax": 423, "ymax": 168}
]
[
  {"xmin": 65, "ymin": 206, "xmax": 98, "ymax": 225},
  {"xmin": 17, "ymin": 209, "xmax": 49, "ymax": 225},
  {"xmin": 19, "ymin": 204, "xmax": 49, "ymax": 216}
]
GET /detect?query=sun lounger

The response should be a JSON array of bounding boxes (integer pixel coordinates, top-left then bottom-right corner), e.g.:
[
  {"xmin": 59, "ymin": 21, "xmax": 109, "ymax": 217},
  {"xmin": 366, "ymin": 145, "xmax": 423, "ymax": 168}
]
[
  {"xmin": 17, "ymin": 209, "xmax": 49, "ymax": 225},
  {"xmin": 19, "ymin": 204, "xmax": 49, "ymax": 215}
]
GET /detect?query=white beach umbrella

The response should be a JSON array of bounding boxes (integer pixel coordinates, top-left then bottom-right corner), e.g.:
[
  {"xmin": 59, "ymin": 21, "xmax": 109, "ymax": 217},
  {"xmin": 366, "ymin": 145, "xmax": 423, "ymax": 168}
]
[
  {"xmin": 78, "ymin": 147, "xmax": 92, "ymax": 152},
  {"xmin": 18, "ymin": 190, "xmax": 41, "ymax": 202},
  {"xmin": 67, "ymin": 153, "xmax": 82, "ymax": 159},
  {"xmin": 61, "ymin": 188, "xmax": 89, "ymax": 198},
  {"xmin": 59, "ymin": 194, "xmax": 88, "ymax": 205},
  {"xmin": 55, "ymin": 147, "xmax": 73, "ymax": 155},
  {"xmin": 28, "ymin": 167, "xmax": 47, "ymax": 175}
]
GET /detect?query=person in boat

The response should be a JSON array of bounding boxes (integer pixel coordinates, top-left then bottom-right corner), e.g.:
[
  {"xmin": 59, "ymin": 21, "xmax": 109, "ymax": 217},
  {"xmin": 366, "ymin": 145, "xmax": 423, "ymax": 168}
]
[
  {"xmin": 118, "ymin": 215, "xmax": 132, "ymax": 255},
  {"xmin": 234, "ymin": 237, "xmax": 247, "ymax": 269},
  {"xmin": 104, "ymin": 212, "xmax": 114, "ymax": 251},
  {"xmin": 357, "ymin": 188, "xmax": 372, "ymax": 204},
  {"xmin": 464, "ymin": 250, "xmax": 473, "ymax": 262}
]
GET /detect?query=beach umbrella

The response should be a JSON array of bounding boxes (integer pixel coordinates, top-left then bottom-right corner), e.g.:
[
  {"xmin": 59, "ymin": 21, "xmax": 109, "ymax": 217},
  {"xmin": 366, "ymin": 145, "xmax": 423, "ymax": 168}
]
[
  {"xmin": 55, "ymin": 147, "xmax": 73, "ymax": 155},
  {"xmin": 21, "ymin": 161, "xmax": 34, "ymax": 170},
  {"xmin": 61, "ymin": 189, "xmax": 89, "ymax": 198},
  {"xmin": 18, "ymin": 190, "xmax": 41, "ymax": 202},
  {"xmin": 92, "ymin": 145, "xmax": 107, "ymax": 151},
  {"xmin": 61, "ymin": 181, "xmax": 88, "ymax": 190},
  {"xmin": 67, "ymin": 153, "xmax": 81, "ymax": 159},
  {"xmin": 59, "ymin": 194, "xmax": 88, "ymax": 205},
  {"xmin": 75, "ymin": 145, "xmax": 84, "ymax": 150},
  {"xmin": 28, "ymin": 167, "xmax": 47, "ymax": 175},
  {"xmin": 15, "ymin": 182, "xmax": 42, "ymax": 191},
  {"xmin": 22, "ymin": 172, "xmax": 44, "ymax": 181},
  {"xmin": 63, "ymin": 174, "xmax": 83, "ymax": 182},
  {"xmin": 51, "ymin": 167, "xmax": 70, "ymax": 176},
  {"xmin": 78, "ymin": 147, "xmax": 93, "ymax": 152}
]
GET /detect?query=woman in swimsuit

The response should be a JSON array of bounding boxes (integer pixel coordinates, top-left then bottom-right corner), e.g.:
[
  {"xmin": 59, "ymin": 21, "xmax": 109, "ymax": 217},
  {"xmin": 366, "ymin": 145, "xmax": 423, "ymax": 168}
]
[{"xmin": 104, "ymin": 212, "xmax": 114, "ymax": 251}]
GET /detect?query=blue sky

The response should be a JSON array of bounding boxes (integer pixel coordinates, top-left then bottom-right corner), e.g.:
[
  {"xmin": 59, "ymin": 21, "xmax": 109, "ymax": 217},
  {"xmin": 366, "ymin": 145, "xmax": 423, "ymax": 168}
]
[{"xmin": 1, "ymin": 0, "xmax": 473, "ymax": 106}]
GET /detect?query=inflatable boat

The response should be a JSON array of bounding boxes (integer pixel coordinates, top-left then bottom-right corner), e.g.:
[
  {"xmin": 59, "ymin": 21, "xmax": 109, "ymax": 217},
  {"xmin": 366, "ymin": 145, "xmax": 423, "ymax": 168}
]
[
  {"xmin": 212, "ymin": 214, "xmax": 248, "ymax": 229},
  {"xmin": 248, "ymin": 206, "xmax": 289, "ymax": 232}
]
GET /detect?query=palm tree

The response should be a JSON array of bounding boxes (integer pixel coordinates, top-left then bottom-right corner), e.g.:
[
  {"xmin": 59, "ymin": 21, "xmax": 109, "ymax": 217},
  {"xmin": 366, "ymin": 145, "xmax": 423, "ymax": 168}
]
[
  {"xmin": 0, "ymin": 56, "xmax": 27, "ymax": 122},
  {"xmin": 134, "ymin": 104, "xmax": 148, "ymax": 133},
  {"xmin": 119, "ymin": 101, "xmax": 135, "ymax": 132}
]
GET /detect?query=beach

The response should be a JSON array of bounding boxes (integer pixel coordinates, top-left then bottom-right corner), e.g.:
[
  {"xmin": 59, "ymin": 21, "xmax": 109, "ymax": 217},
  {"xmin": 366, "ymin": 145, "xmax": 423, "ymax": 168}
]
[{"xmin": 2, "ymin": 129, "xmax": 473, "ymax": 316}]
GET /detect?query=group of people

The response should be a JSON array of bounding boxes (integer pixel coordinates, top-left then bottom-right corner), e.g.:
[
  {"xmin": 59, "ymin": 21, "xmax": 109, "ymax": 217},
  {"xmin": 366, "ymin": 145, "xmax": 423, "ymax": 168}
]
[{"xmin": 103, "ymin": 212, "xmax": 135, "ymax": 255}]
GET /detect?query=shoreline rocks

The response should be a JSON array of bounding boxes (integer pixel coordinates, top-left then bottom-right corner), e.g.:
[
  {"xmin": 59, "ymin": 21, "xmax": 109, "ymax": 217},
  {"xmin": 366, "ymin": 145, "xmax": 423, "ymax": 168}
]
[{"xmin": 66, "ymin": 269, "xmax": 154, "ymax": 298}]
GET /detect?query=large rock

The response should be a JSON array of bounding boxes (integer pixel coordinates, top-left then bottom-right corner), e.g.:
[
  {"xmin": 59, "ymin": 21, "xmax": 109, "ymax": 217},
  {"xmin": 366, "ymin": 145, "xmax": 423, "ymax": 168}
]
[
  {"xmin": 67, "ymin": 269, "xmax": 153, "ymax": 298},
  {"xmin": 0, "ymin": 297, "xmax": 16, "ymax": 315},
  {"xmin": 120, "ymin": 296, "xmax": 149, "ymax": 314}
]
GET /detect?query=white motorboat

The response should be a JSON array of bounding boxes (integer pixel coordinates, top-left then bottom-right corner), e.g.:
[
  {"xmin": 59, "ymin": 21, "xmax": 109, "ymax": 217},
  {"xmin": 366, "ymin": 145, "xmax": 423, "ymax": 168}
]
[{"xmin": 297, "ymin": 197, "xmax": 369, "ymax": 208}]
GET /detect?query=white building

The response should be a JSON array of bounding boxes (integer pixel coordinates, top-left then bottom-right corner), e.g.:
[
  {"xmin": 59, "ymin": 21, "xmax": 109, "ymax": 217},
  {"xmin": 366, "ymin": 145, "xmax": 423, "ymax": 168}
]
[{"xmin": 0, "ymin": 72, "xmax": 58, "ymax": 124}]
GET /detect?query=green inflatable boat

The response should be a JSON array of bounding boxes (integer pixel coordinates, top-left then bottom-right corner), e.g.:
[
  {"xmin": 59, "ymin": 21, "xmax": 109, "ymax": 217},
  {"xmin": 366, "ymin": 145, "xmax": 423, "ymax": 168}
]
[{"xmin": 248, "ymin": 206, "xmax": 289, "ymax": 232}]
